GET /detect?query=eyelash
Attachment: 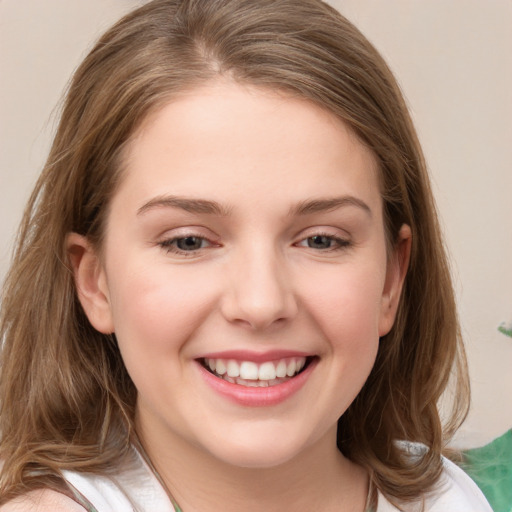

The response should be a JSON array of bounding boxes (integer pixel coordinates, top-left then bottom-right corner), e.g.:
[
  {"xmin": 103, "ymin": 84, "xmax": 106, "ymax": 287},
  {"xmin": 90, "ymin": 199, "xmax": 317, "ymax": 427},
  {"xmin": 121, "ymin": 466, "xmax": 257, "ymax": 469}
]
[
  {"xmin": 295, "ymin": 233, "xmax": 351, "ymax": 252},
  {"xmin": 158, "ymin": 232, "xmax": 350, "ymax": 255},
  {"xmin": 159, "ymin": 235, "xmax": 214, "ymax": 255}
]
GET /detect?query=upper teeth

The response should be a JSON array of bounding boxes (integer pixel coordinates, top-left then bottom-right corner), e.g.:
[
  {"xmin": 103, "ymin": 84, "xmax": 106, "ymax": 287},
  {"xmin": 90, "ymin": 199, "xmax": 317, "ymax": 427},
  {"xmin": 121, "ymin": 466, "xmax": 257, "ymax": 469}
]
[{"xmin": 204, "ymin": 357, "xmax": 306, "ymax": 381}]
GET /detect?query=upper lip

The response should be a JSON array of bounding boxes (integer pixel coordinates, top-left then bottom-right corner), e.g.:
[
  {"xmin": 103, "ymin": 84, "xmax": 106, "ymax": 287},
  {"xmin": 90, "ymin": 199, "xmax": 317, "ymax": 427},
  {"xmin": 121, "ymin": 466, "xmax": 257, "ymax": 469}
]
[{"xmin": 196, "ymin": 349, "xmax": 313, "ymax": 363}]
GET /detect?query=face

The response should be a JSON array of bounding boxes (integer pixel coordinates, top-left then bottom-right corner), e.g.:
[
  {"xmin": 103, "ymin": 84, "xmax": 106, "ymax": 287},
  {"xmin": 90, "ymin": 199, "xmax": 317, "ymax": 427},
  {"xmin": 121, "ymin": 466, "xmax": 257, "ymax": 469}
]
[{"xmin": 72, "ymin": 81, "xmax": 409, "ymax": 469}]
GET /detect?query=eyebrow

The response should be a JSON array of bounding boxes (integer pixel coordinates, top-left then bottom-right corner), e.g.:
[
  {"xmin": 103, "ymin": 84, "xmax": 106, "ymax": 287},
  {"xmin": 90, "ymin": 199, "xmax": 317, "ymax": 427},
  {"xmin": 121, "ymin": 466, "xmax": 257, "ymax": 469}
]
[
  {"xmin": 137, "ymin": 195, "xmax": 231, "ymax": 216},
  {"xmin": 137, "ymin": 194, "xmax": 371, "ymax": 217},
  {"xmin": 290, "ymin": 196, "xmax": 372, "ymax": 217}
]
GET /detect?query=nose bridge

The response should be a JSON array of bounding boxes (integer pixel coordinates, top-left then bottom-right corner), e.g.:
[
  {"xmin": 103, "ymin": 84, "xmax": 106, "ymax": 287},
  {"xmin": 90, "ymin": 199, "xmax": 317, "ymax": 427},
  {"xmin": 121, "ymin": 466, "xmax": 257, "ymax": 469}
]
[{"xmin": 221, "ymin": 238, "xmax": 297, "ymax": 329}]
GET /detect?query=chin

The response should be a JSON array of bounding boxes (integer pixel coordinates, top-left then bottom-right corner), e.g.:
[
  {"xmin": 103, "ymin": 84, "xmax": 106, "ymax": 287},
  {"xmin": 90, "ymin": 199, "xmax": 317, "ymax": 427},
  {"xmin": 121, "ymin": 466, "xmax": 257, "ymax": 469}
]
[{"xmin": 203, "ymin": 429, "xmax": 312, "ymax": 469}]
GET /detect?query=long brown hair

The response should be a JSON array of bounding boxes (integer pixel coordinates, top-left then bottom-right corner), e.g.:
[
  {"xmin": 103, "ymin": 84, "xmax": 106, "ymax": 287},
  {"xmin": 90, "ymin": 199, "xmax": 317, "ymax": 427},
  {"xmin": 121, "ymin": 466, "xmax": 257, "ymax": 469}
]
[{"xmin": 0, "ymin": 0, "xmax": 469, "ymax": 505}]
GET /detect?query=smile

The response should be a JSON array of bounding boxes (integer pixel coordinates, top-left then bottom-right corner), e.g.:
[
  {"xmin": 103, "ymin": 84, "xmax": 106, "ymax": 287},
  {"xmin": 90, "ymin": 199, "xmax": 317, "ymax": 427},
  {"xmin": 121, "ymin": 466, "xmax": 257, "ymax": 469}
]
[
  {"xmin": 202, "ymin": 357, "xmax": 309, "ymax": 387},
  {"xmin": 196, "ymin": 351, "xmax": 317, "ymax": 406}
]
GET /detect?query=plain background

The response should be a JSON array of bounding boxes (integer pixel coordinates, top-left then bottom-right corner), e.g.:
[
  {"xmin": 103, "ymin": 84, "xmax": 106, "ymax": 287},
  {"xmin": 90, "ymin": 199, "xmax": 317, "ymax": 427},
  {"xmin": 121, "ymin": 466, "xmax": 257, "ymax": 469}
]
[{"xmin": 1, "ymin": 0, "xmax": 511, "ymax": 448}]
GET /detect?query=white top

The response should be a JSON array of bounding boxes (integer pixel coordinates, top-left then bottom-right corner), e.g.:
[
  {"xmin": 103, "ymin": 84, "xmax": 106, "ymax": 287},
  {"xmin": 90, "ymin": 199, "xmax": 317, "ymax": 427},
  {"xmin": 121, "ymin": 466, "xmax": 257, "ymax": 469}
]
[
  {"xmin": 62, "ymin": 450, "xmax": 174, "ymax": 512},
  {"xmin": 376, "ymin": 456, "xmax": 493, "ymax": 511},
  {"xmin": 56, "ymin": 446, "xmax": 492, "ymax": 512}
]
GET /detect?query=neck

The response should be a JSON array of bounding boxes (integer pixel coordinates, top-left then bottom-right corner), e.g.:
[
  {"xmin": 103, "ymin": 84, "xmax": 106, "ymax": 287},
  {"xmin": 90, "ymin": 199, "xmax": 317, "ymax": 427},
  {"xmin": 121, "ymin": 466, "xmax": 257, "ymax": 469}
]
[{"xmin": 137, "ymin": 424, "xmax": 368, "ymax": 512}]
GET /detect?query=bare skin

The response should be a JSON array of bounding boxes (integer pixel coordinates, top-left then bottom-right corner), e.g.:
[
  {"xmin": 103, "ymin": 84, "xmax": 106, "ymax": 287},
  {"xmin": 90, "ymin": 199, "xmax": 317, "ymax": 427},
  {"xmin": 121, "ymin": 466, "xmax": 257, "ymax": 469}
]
[{"xmin": 139, "ymin": 422, "xmax": 369, "ymax": 512}]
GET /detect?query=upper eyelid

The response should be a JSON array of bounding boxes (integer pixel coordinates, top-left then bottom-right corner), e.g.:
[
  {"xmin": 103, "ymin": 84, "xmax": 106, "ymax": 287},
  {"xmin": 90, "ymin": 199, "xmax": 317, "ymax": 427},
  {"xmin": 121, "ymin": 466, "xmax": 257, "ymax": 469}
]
[
  {"xmin": 294, "ymin": 225, "xmax": 350, "ymax": 239},
  {"xmin": 155, "ymin": 225, "xmax": 351, "ymax": 242},
  {"xmin": 156, "ymin": 225, "xmax": 219, "ymax": 240}
]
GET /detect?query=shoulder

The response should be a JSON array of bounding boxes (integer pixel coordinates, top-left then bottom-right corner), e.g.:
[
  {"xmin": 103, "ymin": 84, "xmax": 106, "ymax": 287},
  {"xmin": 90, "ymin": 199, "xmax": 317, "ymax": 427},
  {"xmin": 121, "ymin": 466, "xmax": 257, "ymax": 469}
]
[
  {"xmin": 424, "ymin": 456, "xmax": 493, "ymax": 511},
  {"xmin": 377, "ymin": 444, "xmax": 493, "ymax": 512},
  {"xmin": 0, "ymin": 489, "xmax": 86, "ymax": 512},
  {"xmin": 59, "ymin": 447, "xmax": 174, "ymax": 512}
]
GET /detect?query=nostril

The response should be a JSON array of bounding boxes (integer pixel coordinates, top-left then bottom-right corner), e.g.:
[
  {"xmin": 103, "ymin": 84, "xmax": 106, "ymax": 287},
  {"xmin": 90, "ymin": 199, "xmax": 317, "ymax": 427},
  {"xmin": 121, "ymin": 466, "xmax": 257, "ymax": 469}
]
[{"xmin": 223, "ymin": 299, "xmax": 298, "ymax": 331}]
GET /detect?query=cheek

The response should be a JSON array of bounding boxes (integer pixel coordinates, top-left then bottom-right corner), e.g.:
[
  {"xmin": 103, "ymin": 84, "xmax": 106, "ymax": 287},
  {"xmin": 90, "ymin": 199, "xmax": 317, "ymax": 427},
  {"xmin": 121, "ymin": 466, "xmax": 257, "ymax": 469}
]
[
  {"xmin": 291, "ymin": 264, "xmax": 384, "ymax": 427},
  {"xmin": 105, "ymin": 259, "xmax": 218, "ymax": 361},
  {"xmin": 297, "ymin": 262, "xmax": 385, "ymax": 352}
]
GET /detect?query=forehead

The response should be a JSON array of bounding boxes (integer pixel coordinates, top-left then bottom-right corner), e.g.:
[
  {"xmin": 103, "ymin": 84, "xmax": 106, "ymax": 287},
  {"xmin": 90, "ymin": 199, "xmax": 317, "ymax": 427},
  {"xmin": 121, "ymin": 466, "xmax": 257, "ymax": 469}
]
[{"xmin": 115, "ymin": 80, "xmax": 381, "ymax": 215}]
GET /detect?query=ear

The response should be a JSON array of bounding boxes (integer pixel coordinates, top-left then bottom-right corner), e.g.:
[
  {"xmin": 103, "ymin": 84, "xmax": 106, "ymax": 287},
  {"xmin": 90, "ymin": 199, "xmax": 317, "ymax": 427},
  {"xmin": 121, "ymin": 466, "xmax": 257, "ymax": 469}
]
[
  {"xmin": 378, "ymin": 224, "xmax": 412, "ymax": 336},
  {"xmin": 67, "ymin": 233, "xmax": 114, "ymax": 334}
]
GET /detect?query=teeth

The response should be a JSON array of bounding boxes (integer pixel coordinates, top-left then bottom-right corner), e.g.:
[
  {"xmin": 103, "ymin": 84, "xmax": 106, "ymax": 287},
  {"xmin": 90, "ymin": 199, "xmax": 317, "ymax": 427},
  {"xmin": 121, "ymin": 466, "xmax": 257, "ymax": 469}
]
[
  {"xmin": 240, "ymin": 361, "xmax": 259, "ymax": 380},
  {"xmin": 226, "ymin": 360, "xmax": 240, "ymax": 377},
  {"xmin": 286, "ymin": 360, "xmax": 297, "ymax": 377},
  {"xmin": 276, "ymin": 360, "xmax": 287, "ymax": 378},
  {"xmin": 258, "ymin": 362, "xmax": 276, "ymax": 380},
  {"xmin": 216, "ymin": 359, "xmax": 227, "ymax": 375},
  {"xmin": 203, "ymin": 356, "xmax": 308, "ymax": 384}
]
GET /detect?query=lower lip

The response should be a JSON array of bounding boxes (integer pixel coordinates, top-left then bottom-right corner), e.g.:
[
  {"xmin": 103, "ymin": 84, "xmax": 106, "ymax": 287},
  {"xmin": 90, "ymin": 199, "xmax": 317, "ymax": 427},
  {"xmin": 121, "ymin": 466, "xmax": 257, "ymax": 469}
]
[{"xmin": 197, "ymin": 359, "xmax": 317, "ymax": 407}]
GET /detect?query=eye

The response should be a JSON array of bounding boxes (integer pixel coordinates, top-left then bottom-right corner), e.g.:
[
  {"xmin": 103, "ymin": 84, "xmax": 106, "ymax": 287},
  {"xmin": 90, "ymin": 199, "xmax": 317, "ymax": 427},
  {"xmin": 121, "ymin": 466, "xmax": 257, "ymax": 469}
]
[
  {"xmin": 175, "ymin": 236, "xmax": 207, "ymax": 251},
  {"xmin": 160, "ymin": 235, "xmax": 212, "ymax": 254},
  {"xmin": 306, "ymin": 235, "xmax": 335, "ymax": 250},
  {"xmin": 297, "ymin": 233, "xmax": 350, "ymax": 251}
]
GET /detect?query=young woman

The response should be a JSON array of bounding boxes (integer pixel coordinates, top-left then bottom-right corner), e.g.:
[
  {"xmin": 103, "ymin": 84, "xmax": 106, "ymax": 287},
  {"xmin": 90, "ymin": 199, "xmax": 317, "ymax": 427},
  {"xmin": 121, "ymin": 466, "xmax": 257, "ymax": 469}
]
[{"xmin": 0, "ymin": 1, "xmax": 492, "ymax": 510}]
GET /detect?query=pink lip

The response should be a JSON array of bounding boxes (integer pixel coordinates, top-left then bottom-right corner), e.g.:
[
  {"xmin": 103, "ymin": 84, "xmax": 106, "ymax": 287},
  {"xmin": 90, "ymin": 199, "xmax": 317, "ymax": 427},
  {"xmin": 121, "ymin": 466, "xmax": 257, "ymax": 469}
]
[
  {"xmin": 197, "ymin": 349, "xmax": 311, "ymax": 363},
  {"xmin": 196, "ymin": 357, "xmax": 317, "ymax": 407}
]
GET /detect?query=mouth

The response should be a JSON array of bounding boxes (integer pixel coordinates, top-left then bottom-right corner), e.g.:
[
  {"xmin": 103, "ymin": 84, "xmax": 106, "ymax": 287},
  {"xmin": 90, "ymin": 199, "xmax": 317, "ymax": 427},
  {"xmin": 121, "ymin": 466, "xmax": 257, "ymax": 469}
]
[{"xmin": 199, "ymin": 356, "xmax": 314, "ymax": 388}]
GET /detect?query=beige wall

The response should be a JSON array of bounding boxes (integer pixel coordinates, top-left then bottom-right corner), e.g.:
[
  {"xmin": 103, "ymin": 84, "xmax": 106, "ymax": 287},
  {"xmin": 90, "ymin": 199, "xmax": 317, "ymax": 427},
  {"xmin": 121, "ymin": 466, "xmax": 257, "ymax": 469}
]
[{"xmin": 1, "ymin": 0, "xmax": 511, "ymax": 448}]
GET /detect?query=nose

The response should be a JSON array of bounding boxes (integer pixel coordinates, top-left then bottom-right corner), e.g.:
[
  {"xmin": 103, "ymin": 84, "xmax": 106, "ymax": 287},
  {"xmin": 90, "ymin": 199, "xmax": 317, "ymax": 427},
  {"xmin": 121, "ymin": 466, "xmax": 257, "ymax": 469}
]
[{"xmin": 220, "ymin": 244, "xmax": 298, "ymax": 330}]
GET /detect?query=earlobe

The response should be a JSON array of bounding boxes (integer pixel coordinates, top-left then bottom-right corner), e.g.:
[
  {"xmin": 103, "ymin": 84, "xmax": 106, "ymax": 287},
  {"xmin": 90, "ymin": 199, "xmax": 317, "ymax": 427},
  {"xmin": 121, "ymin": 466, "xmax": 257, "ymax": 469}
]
[
  {"xmin": 378, "ymin": 224, "xmax": 412, "ymax": 336},
  {"xmin": 66, "ymin": 233, "xmax": 114, "ymax": 334}
]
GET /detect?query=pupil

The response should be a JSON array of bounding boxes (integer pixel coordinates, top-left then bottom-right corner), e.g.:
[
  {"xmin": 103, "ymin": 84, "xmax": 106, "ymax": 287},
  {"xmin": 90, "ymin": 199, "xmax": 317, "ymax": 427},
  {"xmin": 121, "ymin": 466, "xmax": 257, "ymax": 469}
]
[
  {"xmin": 309, "ymin": 235, "xmax": 331, "ymax": 249},
  {"xmin": 177, "ymin": 237, "xmax": 202, "ymax": 250}
]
